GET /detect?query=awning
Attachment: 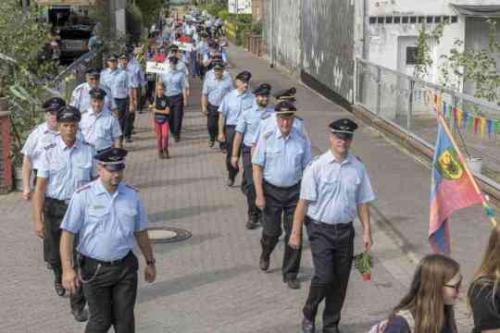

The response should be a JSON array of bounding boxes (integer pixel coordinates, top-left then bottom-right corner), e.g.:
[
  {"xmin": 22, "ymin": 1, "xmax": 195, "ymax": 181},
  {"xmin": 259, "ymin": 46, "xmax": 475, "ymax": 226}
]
[
  {"xmin": 450, "ymin": 2, "xmax": 500, "ymax": 17},
  {"xmin": 35, "ymin": 0, "xmax": 96, "ymax": 6}
]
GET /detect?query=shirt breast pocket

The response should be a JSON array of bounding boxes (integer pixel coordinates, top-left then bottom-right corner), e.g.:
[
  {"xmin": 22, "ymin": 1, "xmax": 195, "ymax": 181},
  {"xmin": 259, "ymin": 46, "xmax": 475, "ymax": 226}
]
[
  {"xmin": 87, "ymin": 208, "xmax": 108, "ymax": 232},
  {"xmin": 242, "ymin": 100, "xmax": 253, "ymax": 112},
  {"xmin": 119, "ymin": 209, "xmax": 137, "ymax": 235},
  {"xmin": 75, "ymin": 162, "xmax": 92, "ymax": 183}
]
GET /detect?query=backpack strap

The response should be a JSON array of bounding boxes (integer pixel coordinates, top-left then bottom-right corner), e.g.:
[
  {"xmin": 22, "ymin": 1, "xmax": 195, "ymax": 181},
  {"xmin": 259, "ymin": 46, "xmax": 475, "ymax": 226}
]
[{"xmin": 396, "ymin": 310, "xmax": 415, "ymax": 331}]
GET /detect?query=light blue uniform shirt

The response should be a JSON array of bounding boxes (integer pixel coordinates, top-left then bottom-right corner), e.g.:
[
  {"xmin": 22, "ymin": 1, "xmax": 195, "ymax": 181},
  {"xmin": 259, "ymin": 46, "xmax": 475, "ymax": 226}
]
[
  {"xmin": 61, "ymin": 180, "xmax": 148, "ymax": 261},
  {"xmin": 124, "ymin": 66, "xmax": 140, "ymax": 89},
  {"xmin": 100, "ymin": 68, "xmax": 129, "ymax": 99},
  {"xmin": 202, "ymin": 72, "xmax": 233, "ymax": 107},
  {"xmin": 236, "ymin": 105, "xmax": 273, "ymax": 147},
  {"xmin": 205, "ymin": 68, "xmax": 232, "ymax": 83},
  {"xmin": 218, "ymin": 89, "xmax": 255, "ymax": 126},
  {"xmin": 80, "ymin": 107, "xmax": 122, "ymax": 151},
  {"xmin": 203, "ymin": 49, "xmax": 228, "ymax": 63},
  {"xmin": 300, "ymin": 151, "xmax": 376, "ymax": 224},
  {"xmin": 37, "ymin": 136, "xmax": 96, "ymax": 201},
  {"xmin": 21, "ymin": 122, "xmax": 59, "ymax": 170},
  {"xmin": 252, "ymin": 127, "xmax": 312, "ymax": 187},
  {"xmin": 160, "ymin": 69, "xmax": 187, "ymax": 97},
  {"xmin": 252, "ymin": 112, "xmax": 309, "ymax": 146},
  {"xmin": 196, "ymin": 41, "xmax": 209, "ymax": 55},
  {"xmin": 70, "ymin": 82, "xmax": 116, "ymax": 112}
]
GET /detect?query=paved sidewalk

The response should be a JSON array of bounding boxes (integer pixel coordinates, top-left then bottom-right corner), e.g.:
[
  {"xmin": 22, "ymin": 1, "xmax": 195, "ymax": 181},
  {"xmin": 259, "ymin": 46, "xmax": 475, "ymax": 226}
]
[{"xmin": 0, "ymin": 45, "xmax": 483, "ymax": 332}]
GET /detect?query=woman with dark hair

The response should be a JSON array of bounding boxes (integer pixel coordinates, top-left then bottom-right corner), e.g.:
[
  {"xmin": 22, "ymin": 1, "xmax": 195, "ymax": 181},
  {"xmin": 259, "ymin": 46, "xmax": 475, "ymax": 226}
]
[
  {"xmin": 376, "ymin": 254, "xmax": 460, "ymax": 333},
  {"xmin": 469, "ymin": 226, "xmax": 500, "ymax": 333}
]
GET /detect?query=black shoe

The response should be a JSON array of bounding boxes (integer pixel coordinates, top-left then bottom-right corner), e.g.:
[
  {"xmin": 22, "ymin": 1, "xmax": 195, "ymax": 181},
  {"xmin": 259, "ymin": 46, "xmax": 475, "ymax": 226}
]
[
  {"xmin": 286, "ymin": 278, "xmax": 301, "ymax": 290},
  {"xmin": 259, "ymin": 254, "xmax": 270, "ymax": 271},
  {"xmin": 54, "ymin": 282, "xmax": 65, "ymax": 297},
  {"xmin": 246, "ymin": 219, "xmax": 258, "ymax": 230},
  {"xmin": 126, "ymin": 137, "xmax": 132, "ymax": 143},
  {"xmin": 323, "ymin": 327, "xmax": 340, "ymax": 333},
  {"xmin": 209, "ymin": 140, "xmax": 215, "ymax": 148},
  {"xmin": 226, "ymin": 178, "xmax": 234, "ymax": 187},
  {"xmin": 301, "ymin": 317, "xmax": 315, "ymax": 333},
  {"xmin": 174, "ymin": 136, "xmax": 180, "ymax": 142},
  {"xmin": 71, "ymin": 308, "xmax": 89, "ymax": 322}
]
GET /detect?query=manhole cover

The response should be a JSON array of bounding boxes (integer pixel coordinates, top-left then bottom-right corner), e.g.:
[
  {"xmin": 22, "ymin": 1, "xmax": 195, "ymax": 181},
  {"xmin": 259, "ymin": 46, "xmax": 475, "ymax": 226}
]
[{"xmin": 148, "ymin": 227, "xmax": 192, "ymax": 243}]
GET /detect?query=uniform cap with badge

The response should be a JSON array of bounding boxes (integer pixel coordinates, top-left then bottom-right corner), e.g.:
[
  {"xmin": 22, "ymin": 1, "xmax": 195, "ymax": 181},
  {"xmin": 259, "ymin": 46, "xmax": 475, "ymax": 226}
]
[
  {"xmin": 89, "ymin": 87, "xmax": 107, "ymax": 100},
  {"xmin": 106, "ymin": 54, "xmax": 118, "ymax": 61},
  {"xmin": 85, "ymin": 68, "xmax": 100, "ymax": 79},
  {"xmin": 254, "ymin": 83, "xmax": 272, "ymax": 96},
  {"xmin": 118, "ymin": 53, "xmax": 128, "ymax": 60},
  {"xmin": 235, "ymin": 70, "xmax": 252, "ymax": 83},
  {"xmin": 273, "ymin": 87, "xmax": 296, "ymax": 102},
  {"xmin": 42, "ymin": 97, "xmax": 66, "ymax": 113},
  {"xmin": 274, "ymin": 100, "xmax": 297, "ymax": 116},
  {"xmin": 329, "ymin": 118, "xmax": 358, "ymax": 140},
  {"xmin": 56, "ymin": 105, "xmax": 81, "ymax": 123},
  {"xmin": 212, "ymin": 61, "xmax": 225, "ymax": 70},
  {"xmin": 94, "ymin": 147, "xmax": 128, "ymax": 172}
]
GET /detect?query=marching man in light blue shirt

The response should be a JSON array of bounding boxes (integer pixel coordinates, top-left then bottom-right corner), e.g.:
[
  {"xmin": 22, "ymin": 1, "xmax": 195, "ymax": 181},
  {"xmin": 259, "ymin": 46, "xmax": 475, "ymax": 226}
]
[
  {"xmin": 60, "ymin": 148, "xmax": 156, "ymax": 333},
  {"xmin": 289, "ymin": 118, "xmax": 375, "ymax": 333},
  {"xmin": 201, "ymin": 61, "xmax": 233, "ymax": 148},
  {"xmin": 252, "ymin": 101, "xmax": 312, "ymax": 290},
  {"xmin": 32, "ymin": 106, "xmax": 96, "ymax": 322},
  {"xmin": 218, "ymin": 70, "xmax": 255, "ymax": 186},
  {"xmin": 231, "ymin": 83, "xmax": 273, "ymax": 229},
  {"xmin": 100, "ymin": 54, "xmax": 129, "ymax": 145},
  {"xmin": 70, "ymin": 68, "xmax": 116, "ymax": 113},
  {"xmin": 79, "ymin": 88, "xmax": 122, "ymax": 152}
]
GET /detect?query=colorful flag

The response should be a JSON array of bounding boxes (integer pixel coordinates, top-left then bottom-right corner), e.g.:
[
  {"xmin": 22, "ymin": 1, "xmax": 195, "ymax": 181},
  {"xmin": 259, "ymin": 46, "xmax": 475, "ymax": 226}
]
[{"xmin": 429, "ymin": 123, "xmax": 483, "ymax": 254}]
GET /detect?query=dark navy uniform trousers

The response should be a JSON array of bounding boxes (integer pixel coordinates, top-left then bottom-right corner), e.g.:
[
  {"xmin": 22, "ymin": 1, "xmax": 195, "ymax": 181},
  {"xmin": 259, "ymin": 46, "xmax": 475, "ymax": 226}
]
[
  {"xmin": 261, "ymin": 181, "xmax": 302, "ymax": 280},
  {"xmin": 303, "ymin": 219, "xmax": 354, "ymax": 331}
]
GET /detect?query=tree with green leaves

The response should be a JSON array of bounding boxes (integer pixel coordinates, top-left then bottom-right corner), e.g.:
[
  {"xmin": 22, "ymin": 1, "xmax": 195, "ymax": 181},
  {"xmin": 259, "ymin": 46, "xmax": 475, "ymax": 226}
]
[{"xmin": 0, "ymin": 0, "xmax": 57, "ymax": 166}]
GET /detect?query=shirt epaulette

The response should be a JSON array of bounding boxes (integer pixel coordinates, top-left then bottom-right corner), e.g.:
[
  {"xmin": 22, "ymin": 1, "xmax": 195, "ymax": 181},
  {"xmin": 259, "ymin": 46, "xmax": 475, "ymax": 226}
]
[
  {"xmin": 125, "ymin": 183, "xmax": 139, "ymax": 192},
  {"xmin": 43, "ymin": 143, "xmax": 56, "ymax": 150},
  {"xmin": 263, "ymin": 131, "xmax": 273, "ymax": 140},
  {"xmin": 261, "ymin": 112, "xmax": 271, "ymax": 120},
  {"xmin": 76, "ymin": 184, "xmax": 91, "ymax": 193}
]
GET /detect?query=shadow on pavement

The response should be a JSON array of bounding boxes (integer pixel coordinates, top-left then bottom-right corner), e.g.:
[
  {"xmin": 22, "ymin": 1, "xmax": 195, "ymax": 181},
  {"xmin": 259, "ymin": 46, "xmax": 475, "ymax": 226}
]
[
  {"xmin": 136, "ymin": 175, "xmax": 218, "ymax": 189},
  {"xmin": 137, "ymin": 264, "xmax": 254, "ymax": 303},
  {"xmin": 148, "ymin": 204, "xmax": 232, "ymax": 223}
]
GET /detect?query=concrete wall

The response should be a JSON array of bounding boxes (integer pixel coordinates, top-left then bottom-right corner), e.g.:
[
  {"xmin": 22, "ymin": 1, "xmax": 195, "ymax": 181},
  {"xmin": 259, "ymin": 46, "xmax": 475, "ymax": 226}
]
[
  {"xmin": 262, "ymin": 0, "xmax": 302, "ymax": 73},
  {"xmin": 302, "ymin": 0, "xmax": 355, "ymax": 103}
]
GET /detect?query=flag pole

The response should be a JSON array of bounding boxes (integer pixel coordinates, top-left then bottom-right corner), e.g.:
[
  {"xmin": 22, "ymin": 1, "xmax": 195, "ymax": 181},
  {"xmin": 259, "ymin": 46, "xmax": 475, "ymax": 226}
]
[{"xmin": 433, "ymin": 92, "xmax": 497, "ymax": 227}]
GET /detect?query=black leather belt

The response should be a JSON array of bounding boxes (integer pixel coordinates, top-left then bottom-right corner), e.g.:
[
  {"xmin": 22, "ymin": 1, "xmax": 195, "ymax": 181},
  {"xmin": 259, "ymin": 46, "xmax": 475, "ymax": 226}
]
[{"xmin": 81, "ymin": 251, "xmax": 132, "ymax": 266}]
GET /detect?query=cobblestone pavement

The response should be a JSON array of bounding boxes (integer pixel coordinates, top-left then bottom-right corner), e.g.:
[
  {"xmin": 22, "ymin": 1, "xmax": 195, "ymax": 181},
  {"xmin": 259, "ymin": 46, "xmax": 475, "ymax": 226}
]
[{"xmin": 0, "ymin": 45, "xmax": 478, "ymax": 332}]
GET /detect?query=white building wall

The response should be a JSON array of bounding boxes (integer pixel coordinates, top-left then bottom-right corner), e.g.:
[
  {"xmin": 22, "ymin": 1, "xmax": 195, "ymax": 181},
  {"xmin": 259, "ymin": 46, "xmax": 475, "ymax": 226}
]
[{"xmin": 366, "ymin": 0, "xmax": 466, "ymax": 86}]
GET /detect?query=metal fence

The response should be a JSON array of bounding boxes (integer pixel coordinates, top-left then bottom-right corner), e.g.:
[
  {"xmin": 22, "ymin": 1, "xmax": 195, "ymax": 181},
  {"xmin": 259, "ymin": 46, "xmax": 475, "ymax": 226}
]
[
  {"xmin": 50, "ymin": 49, "xmax": 102, "ymax": 101},
  {"xmin": 355, "ymin": 57, "xmax": 500, "ymax": 186}
]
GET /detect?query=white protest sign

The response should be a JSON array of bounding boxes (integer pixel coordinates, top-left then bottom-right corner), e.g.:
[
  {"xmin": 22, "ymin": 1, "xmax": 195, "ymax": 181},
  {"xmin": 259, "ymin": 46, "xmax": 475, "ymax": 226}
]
[
  {"xmin": 173, "ymin": 41, "xmax": 194, "ymax": 52},
  {"xmin": 146, "ymin": 61, "xmax": 169, "ymax": 74}
]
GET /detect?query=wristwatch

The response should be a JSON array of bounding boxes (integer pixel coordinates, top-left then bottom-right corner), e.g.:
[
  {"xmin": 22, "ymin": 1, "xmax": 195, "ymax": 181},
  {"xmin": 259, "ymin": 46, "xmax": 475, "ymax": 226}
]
[{"xmin": 146, "ymin": 258, "xmax": 156, "ymax": 266}]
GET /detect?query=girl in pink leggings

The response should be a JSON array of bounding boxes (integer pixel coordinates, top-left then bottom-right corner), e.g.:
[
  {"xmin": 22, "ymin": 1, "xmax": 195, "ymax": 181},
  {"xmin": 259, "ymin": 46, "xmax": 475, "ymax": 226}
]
[{"xmin": 150, "ymin": 82, "xmax": 170, "ymax": 159}]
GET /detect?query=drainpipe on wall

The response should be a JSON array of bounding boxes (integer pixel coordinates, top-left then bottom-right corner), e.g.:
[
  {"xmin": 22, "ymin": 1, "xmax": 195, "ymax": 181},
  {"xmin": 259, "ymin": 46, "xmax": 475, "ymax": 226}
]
[{"xmin": 270, "ymin": 0, "xmax": 274, "ymax": 68}]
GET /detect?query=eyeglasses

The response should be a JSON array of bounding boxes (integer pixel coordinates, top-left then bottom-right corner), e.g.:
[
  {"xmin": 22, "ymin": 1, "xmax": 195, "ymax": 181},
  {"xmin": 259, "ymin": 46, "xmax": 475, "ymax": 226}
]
[{"xmin": 444, "ymin": 280, "xmax": 462, "ymax": 292}]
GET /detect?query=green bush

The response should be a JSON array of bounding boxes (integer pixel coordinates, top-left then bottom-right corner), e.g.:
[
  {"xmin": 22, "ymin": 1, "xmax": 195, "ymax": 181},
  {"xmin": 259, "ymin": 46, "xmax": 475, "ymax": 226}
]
[{"xmin": 217, "ymin": 9, "xmax": 229, "ymax": 21}]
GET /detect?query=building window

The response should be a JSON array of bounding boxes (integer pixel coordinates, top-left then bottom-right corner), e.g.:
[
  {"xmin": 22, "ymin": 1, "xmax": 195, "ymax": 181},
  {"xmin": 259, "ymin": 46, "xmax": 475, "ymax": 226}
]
[
  {"xmin": 385, "ymin": 16, "xmax": 393, "ymax": 24},
  {"xmin": 451, "ymin": 16, "xmax": 458, "ymax": 23},
  {"xmin": 394, "ymin": 16, "xmax": 401, "ymax": 24},
  {"xmin": 402, "ymin": 16, "xmax": 409, "ymax": 23},
  {"xmin": 406, "ymin": 47, "xmax": 419, "ymax": 65},
  {"xmin": 369, "ymin": 16, "xmax": 376, "ymax": 24},
  {"xmin": 410, "ymin": 16, "xmax": 417, "ymax": 24}
]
